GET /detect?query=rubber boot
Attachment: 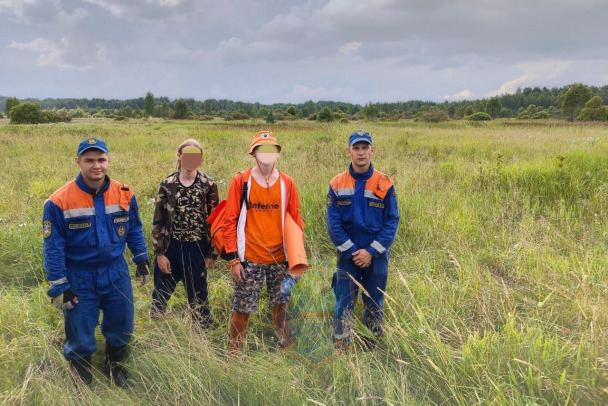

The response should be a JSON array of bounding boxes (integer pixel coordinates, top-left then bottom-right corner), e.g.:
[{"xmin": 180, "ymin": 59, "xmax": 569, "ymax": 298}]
[
  {"xmin": 272, "ymin": 303, "xmax": 295, "ymax": 349},
  {"xmin": 228, "ymin": 312, "xmax": 249, "ymax": 356},
  {"xmin": 334, "ymin": 338, "xmax": 349, "ymax": 352},
  {"xmin": 69, "ymin": 355, "xmax": 93, "ymax": 386},
  {"xmin": 105, "ymin": 343, "xmax": 130, "ymax": 388}
]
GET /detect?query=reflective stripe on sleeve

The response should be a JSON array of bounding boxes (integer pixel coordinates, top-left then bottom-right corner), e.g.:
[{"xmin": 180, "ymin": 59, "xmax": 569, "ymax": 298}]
[
  {"xmin": 370, "ymin": 240, "xmax": 386, "ymax": 254},
  {"xmin": 49, "ymin": 277, "xmax": 68, "ymax": 286},
  {"xmin": 337, "ymin": 239, "xmax": 354, "ymax": 252}
]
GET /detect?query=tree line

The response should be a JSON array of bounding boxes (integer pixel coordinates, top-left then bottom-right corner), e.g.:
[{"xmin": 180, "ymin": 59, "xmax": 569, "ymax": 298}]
[{"xmin": 1, "ymin": 83, "xmax": 607, "ymax": 124}]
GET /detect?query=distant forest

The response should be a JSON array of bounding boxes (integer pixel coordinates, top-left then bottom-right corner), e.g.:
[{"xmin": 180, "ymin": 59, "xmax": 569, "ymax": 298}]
[{"xmin": 2, "ymin": 83, "xmax": 608, "ymax": 122}]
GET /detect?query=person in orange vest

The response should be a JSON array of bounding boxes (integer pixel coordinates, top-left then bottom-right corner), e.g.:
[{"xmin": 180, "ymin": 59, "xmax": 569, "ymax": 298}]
[
  {"xmin": 326, "ymin": 130, "xmax": 400, "ymax": 349},
  {"xmin": 43, "ymin": 138, "xmax": 150, "ymax": 387},
  {"xmin": 223, "ymin": 131, "xmax": 303, "ymax": 354}
]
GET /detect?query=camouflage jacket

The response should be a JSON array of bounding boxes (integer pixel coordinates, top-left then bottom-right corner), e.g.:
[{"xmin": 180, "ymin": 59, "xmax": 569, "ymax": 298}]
[{"xmin": 151, "ymin": 171, "xmax": 219, "ymax": 258}]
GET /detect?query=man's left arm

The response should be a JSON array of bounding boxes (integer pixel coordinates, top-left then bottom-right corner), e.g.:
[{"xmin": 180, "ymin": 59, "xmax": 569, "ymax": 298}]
[
  {"xmin": 365, "ymin": 185, "xmax": 400, "ymax": 258},
  {"xmin": 126, "ymin": 195, "xmax": 149, "ymax": 262}
]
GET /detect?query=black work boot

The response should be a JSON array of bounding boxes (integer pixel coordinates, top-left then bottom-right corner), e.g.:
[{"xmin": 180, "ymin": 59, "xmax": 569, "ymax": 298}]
[
  {"xmin": 69, "ymin": 356, "xmax": 93, "ymax": 386},
  {"xmin": 104, "ymin": 343, "xmax": 130, "ymax": 388}
]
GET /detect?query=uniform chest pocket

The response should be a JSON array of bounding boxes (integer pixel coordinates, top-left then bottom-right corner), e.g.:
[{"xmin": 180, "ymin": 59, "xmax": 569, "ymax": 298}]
[
  {"xmin": 336, "ymin": 197, "xmax": 354, "ymax": 222},
  {"xmin": 66, "ymin": 217, "xmax": 96, "ymax": 247},
  {"xmin": 364, "ymin": 198, "xmax": 384, "ymax": 231},
  {"xmin": 110, "ymin": 213, "xmax": 130, "ymax": 243}
]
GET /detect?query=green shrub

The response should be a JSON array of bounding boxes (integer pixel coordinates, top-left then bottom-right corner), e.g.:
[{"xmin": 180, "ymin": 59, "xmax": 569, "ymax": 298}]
[
  {"xmin": 531, "ymin": 111, "xmax": 550, "ymax": 119},
  {"xmin": 577, "ymin": 96, "xmax": 608, "ymax": 121},
  {"xmin": 467, "ymin": 112, "xmax": 492, "ymax": 121},
  {"xmin": 317, "ymin": 106, "xmax": 334, "ymax": 122},
  {"xmin": 415, "ymin": 108, "xmax": 449, "ymax": 123},
  {"xmin": 9, "ymin": 102, "xmax": 42, "ymax": 124}
]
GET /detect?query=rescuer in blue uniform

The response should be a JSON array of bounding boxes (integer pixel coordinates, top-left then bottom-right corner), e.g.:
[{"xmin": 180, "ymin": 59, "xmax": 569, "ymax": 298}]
[
  {"xmin": 43, "ymin": 138, "xmax": 150, "ymax": 387},
  {"xmin": 326, "ymin": 130, "xmax": 400, "ymax": 349}
]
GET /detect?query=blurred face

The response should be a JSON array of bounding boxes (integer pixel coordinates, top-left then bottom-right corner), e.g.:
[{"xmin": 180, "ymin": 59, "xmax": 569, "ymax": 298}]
[
  {"xmin": 254, "ymin": 144, "xmax": 280, "ymax": 166},
  {"xmin": 76, "ymin": 149, "xmax": 110, "ymax": 185},
  {"xmin": 179, "ymin": 145, "xmax": 203, "ymax": 171},
  {"xmin": 348, "ymin": 141, "xmax": 373, "ymax": 172}
]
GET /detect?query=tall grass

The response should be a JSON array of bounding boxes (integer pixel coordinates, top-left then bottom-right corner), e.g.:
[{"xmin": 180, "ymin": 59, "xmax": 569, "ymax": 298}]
[{"xmin": 1, "ymin": 119, "xmax": 608, "ymax": 404}]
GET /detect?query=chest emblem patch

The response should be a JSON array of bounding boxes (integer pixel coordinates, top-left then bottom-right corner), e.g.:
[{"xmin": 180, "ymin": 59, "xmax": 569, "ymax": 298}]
[{"xmin": 117, "ymin": 225, "xmax": 126, "ymax": 237}]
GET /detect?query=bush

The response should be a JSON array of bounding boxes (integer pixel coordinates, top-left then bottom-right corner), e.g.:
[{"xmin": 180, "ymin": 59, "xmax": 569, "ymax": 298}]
[
  {"xmin": 415, "ymin": 108, "xmax": 449, "ymax": 123},
  {"xmin": 114, "ymin": 116, "xmax": 128, "ymax": 121},
  {"xmin": 224, "ymin": 112, "xmax": 250, "ymax": 121},
  {"xmin": 10, "ymin": 102, "xmax": 43, "ymax": 124},
  {"xmin": 577, "ymin": 96, "xmax": 608, "ymax": 121},
  {"xmin": 9, "ymin": 103, "xmax": 72, "ymax": 124},
  {"xmin": 531, "ymin": 111, "xmax": 550, "ymax": 119},
  {"xmin": 317, "ymin": 106, "xmax": 334, "ymax": 123},
  {"xmin": 466, "ymin": 112, "xmax": 492, "ymax": 121}
]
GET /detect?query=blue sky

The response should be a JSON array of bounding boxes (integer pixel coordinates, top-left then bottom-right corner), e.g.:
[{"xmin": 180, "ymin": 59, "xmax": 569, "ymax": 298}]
[{"xmin": 1, "ymin": 0, "xmax": 607, "ymax": 104}]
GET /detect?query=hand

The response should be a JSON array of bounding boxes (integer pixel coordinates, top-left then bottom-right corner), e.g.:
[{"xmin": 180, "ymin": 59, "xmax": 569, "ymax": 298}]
[
  {"xmin": 231, "ymin": 262, "xmax": 245, "ymax": 284},
  {"xmin": 157, "ymin": 255, "xmax": 171, "ymax": 274},
  {"xmin": 136, "ymin": 260, "xmax": 151, "ymax": 286},
  {"xmin": 52, "ymin": 289, "xmax": 78, "ymax": 310},
  {"xmin": 352, "ymin": 249, "xmax": 372, "ymax": 268},
  {"xmin": 205, "ymin": 257, "xmax": 216, "ymax": 270}
]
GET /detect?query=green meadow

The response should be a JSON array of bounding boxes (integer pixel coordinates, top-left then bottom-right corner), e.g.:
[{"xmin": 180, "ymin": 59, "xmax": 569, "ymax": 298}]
[{"xmin": 1, "ymin": 119, "xmax": 608, "ymax": 405}]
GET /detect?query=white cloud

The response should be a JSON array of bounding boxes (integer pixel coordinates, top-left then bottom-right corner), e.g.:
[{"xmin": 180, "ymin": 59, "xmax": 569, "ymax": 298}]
[
  {"xmin": 486, "ymin": 60, "xmax": 572, "ymax": 96},
  {"xmin": 9, "ymin": 36, "xmax": 108, "ymax": 70},
  {"xmin": 339, "ymin": 42, "xmax": 362, "ymax": 55},
  {"xmin": 0, "ymin": 0, "xmax": 61, "ymax": 24},
  {"xmin": 442, "ymin": 89, "xmax": 474, "ymax": 101},
  {"xmin": 83, "ymin": 0, "xmax": 194, "ymax": 19},
  {"xmin": 10, "ymin": 37, "xmax": 58, "ymax": 52}
]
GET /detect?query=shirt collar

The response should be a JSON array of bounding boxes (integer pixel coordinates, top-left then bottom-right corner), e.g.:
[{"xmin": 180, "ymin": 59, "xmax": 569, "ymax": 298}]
[
  {"xmin": 348, "ymin": 163, "xmax": 374, "ymax": 181},
  {"xmin": 76, "ymin": 173, "xmax": 111, "ymax": 195}
]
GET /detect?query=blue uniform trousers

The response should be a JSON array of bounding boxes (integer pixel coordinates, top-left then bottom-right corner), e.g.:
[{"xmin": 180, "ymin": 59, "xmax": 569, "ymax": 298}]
[
  {"xmin": 63, "ymin": 267, "xmax": 134, "ymax": 360},
  {"xmin": 332, "ymin": 251, "xmax": 388, "ymax": 341},
  {"xmin": 151, "ymin": 238, "xmax": 210, "ymax": 327}
]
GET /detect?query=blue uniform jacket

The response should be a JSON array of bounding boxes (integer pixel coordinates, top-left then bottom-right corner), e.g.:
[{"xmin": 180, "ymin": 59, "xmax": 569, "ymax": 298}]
[
  {"xmin": 43, "ymin": 174, "xmax": 149, "ymax": 298},
  {"xmin": 326, "ymin": 164, "xmax": 399, "ymax": 261}
]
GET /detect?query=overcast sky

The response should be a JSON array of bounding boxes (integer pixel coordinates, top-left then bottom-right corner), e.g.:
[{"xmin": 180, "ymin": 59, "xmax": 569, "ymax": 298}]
[{"xmin": 1, "ymin": 0, "xmax": 607, "ymax": 104}]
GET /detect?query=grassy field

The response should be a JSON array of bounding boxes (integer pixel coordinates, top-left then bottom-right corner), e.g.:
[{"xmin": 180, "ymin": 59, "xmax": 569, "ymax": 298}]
[{"xmin": 1, "ymin": 118, "xmax": 608, "ymax": 405}]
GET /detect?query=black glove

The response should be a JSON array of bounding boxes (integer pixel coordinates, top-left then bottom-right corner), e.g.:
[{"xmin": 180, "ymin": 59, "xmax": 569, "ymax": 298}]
[
  {"xmin": 136, "ymin": 260, "xmax": 151, "ymax": 286},
  {"xmin": 51, "ymin": 288, "xmax": 77, "ymax": 310}
]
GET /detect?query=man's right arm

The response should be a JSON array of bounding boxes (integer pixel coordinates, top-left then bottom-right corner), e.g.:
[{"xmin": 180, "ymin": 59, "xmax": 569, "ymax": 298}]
[
  {"xmin": 43, "ymin": 200, "xmax": 69, "ymax": 298},
  {"xmin": 326, "ymin": 186, "xmax": 359, "ymax": 259}
]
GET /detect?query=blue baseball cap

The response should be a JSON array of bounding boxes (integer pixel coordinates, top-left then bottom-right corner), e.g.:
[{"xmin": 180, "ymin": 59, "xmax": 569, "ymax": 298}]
[
  {"xmin": 348, "ymin": 130, "xmax": 372, "ymax": 146},
  {"xmin": 77, "ymin": 138, "xmax": 109, "ymax": 156}
]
